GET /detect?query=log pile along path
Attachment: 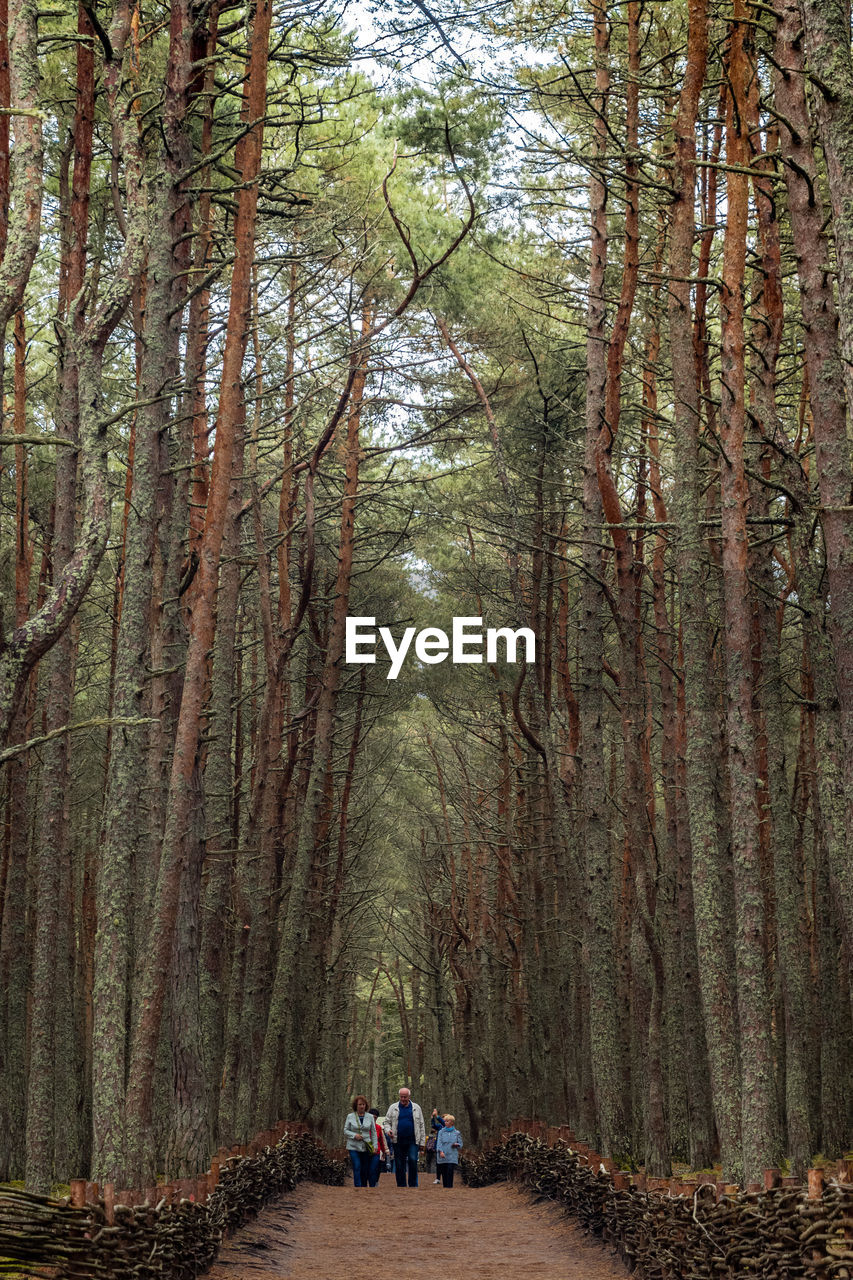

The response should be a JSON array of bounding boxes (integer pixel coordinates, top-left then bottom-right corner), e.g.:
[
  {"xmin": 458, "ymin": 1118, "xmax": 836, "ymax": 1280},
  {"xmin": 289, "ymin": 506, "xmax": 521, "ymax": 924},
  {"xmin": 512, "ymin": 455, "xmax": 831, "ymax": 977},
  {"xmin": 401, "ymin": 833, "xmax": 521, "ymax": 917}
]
[{"xmin": 206, "ymin": 1181, "xmax": 628, "ymax": 1279}]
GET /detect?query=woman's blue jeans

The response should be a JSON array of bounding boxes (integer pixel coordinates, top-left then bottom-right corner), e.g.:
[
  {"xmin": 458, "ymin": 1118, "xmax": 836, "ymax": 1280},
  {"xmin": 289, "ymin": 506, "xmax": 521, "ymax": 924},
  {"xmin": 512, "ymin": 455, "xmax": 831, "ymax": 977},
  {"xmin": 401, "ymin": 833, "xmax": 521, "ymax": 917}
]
[{"xmin": 349, "ymin": 1149, "xmax": 371, "ymax": 1187}]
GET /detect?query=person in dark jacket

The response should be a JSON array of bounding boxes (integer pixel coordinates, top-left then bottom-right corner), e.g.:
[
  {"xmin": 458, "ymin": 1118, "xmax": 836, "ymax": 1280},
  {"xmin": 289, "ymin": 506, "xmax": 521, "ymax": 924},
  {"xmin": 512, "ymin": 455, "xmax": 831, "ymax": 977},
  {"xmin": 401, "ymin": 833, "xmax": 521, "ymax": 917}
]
[
  {"xmin": 426, "ymin": 1107, "xmax": 443, "ymax": 1181},
  {"xmin": 383, "ymin": 1087, "xmax": 425, "ymax": 1187}
]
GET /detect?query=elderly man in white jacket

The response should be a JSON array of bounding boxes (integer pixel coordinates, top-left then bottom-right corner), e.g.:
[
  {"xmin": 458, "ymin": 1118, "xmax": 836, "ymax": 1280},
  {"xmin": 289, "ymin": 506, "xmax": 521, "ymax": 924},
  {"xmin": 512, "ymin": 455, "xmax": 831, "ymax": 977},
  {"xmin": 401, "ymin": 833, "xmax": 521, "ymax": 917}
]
[{"xmin": 383, "ymin": 1087, "xmax": 426, "ymax": 1187}]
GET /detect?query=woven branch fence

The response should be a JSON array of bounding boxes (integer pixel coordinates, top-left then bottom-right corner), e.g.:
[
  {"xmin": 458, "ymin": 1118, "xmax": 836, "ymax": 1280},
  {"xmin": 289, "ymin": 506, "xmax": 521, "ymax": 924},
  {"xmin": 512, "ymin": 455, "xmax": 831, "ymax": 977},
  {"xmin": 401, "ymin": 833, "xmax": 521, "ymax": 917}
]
[
  {"xmin": 0, "ymin": 1124, "xmax": 345, "ymax": 1279},
  {"xmin": 462, "ymin": 1127, "xmax": 853, "ymax": 1279}
]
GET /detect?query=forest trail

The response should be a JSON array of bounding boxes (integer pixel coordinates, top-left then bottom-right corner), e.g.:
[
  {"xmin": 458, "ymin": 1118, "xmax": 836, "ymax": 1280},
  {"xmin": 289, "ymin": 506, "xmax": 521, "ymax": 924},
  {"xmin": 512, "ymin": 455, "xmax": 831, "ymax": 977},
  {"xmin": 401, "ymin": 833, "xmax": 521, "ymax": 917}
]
[{"xmin": 206, "ymin": 1180, "xmax": 628, "ymax": 1279}]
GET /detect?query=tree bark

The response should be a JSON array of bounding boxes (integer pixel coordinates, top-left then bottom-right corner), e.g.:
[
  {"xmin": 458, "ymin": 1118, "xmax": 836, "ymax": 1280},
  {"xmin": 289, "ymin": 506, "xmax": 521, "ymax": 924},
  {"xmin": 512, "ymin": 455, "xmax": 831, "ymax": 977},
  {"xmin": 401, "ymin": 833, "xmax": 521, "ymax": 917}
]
[
  {"xmin": 777, "ymin": 0, "xmax": 853, "ymax": 982},
  {"xmin": 123, "ymin": 0, "xmax": 272, "ymax": 1181},
  {"xmin": 668, "ymin": 0, "xmax": 743, "ymax": 1180},
  {"xmin": 749, "ymin": 69, "xmax": 814, "ymax": 1176},
  {"xmin": 719, "ymin": 8, "xmax": 779, "ymax": 1180},
  {"xmin": 578, "ymin": 0, "xmax": 628, "ymax": 1161}
]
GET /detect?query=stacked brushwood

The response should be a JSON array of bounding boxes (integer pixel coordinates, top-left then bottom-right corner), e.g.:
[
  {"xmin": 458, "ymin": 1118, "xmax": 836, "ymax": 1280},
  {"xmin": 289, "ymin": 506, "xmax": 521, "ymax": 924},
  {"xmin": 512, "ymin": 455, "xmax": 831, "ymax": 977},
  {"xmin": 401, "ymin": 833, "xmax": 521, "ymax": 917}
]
[
  {"xmin": 461, "ymin": 1134, "xmax": 853, "ymax": 1279},
  {"xmin": 207, "ymin": 1131, "xmax": 344, "ymax": 1236},
  {"xmin": 0, "ymin": 1132, "xmax": 345, "ymax": 1279}
]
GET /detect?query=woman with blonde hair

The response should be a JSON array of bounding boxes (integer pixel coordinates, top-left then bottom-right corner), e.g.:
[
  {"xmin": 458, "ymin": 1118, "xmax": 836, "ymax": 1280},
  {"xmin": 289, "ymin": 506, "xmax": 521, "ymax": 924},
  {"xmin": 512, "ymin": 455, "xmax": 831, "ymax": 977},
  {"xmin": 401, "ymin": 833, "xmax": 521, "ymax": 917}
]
[{"xmin": 435, "ymin": 1113, "xmax": 463, "ymax": 1187}]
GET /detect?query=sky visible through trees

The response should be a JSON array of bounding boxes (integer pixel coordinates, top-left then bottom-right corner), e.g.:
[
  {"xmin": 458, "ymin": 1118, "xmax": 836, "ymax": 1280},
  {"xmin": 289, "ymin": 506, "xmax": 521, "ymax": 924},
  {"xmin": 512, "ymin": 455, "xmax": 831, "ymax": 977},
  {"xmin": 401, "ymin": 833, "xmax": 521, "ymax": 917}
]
[{"xmin": 0, "ymin": 0, "xmax": 851, "ymax": 1200}]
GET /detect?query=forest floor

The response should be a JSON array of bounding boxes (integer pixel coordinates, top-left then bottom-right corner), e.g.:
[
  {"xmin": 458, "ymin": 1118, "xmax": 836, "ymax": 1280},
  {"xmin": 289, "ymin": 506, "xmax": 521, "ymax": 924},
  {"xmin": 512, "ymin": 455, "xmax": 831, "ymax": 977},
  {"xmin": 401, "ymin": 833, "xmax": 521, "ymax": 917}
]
[{"xmin": 205, "ymin": 1179, "xmax": 629, "ymax": 1279}]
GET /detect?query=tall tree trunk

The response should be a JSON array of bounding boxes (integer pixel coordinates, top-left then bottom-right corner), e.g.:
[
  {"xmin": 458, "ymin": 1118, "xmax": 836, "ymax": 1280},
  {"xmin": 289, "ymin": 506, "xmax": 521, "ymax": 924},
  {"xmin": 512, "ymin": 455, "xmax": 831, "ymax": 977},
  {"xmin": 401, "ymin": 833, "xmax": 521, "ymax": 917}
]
[
  {"xmin": 578, "ymin": 0, "xmax": 628, "ymax": 1161},
  {"xmin": 25, "ymin": 11, "xmax": 93, "ymax": 1183},
  {"xmin": 668, "ymin": 0, "xmax": 743, "ymax": 1180},
  {"xmin": 93, "ymin": 0, "xmax": 196, "ymax": 1176},
  {"xmin": 0, "ymin": 305, "xmax": 34, "ymax": 1180},
  {"xmin": 777, "ymin": 0, "xmax": 853, "ymax": 987},
  {"xmin": 200, "ymin": 438, "xmax": 244, "ymax": 1146},
  {"xmin": 719, "ymin": 10, "xmax": 779, "ymax": 1181},
  {"xmin": 748, "ymin": 76, "xmax": 814, "ymax": 1176},
  {"xmin": 123, "ymin": 0, "xmax": 272, "ymax": 1181}
]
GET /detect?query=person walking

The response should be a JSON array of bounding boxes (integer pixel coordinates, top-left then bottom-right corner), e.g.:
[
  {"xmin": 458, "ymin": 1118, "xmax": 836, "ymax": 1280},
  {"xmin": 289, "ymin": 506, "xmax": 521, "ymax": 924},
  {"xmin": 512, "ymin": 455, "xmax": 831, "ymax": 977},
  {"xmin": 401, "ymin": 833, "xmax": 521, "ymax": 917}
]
[
  {"xmin": 383, "ymin": 1086, "xmax": 425, "ymax": 1187},
  {"xmin": 426, "ymin": 1106, "xmax": 443, "ymax": 1181},
  {"xmin": 435, "ymin": 1114, "xmax": 463, "ymax": 1188},
  {"xmin": 367, "ymin": 1107, "xmax": 390, "ymax": 1186},
  {"xmin": 344, "ymin": 1094, "xmax": 377, "ymax": 1188}
]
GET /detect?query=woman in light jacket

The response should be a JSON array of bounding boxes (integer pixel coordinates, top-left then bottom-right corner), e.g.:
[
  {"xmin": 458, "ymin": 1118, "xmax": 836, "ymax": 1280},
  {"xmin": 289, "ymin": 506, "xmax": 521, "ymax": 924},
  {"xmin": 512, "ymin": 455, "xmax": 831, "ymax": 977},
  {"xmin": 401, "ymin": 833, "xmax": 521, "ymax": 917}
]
[
  {"xmin": 435, "ymin": 1113, "xmax": 463, "ymax": 1188},
  {"xmin": 344, "ymin": 1094, "xmax": 377, "ymax": 1188}
]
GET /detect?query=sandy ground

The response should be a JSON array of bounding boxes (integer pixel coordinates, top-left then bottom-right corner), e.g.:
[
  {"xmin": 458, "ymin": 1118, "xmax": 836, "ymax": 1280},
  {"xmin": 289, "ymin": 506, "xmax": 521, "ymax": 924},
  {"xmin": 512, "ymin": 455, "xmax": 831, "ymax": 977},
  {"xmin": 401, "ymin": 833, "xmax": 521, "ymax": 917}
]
[{"xmin": 206, "ymin": 1179, "xmax": 628, "ymax": 1279}]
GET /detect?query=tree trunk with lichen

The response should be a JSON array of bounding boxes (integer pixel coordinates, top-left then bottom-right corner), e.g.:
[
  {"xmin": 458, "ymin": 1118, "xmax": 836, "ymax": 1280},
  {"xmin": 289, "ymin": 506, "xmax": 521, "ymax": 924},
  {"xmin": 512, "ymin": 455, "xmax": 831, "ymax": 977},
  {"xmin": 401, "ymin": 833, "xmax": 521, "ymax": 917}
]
[
  {"xmin": 578, "ymin": 0, "xmax": 629, "ymax": 1162},
  {"xmin": 748, "ymin": 63, "xmax": 814, "ymax": 1177},
  {"xmin": 668, "ymin": 0, "xmax": 743, "ymax": 1182},
  {"xmin": 719, "ymin": 10, "xmax": 779, "ymax": 1183},
  {"xmin": 123, "ymin": 0, "xmax": 272, "ymax": 1183},
  {"xmin": 781, "ymin": 0, "xmax": 853, "ymax": 983}
]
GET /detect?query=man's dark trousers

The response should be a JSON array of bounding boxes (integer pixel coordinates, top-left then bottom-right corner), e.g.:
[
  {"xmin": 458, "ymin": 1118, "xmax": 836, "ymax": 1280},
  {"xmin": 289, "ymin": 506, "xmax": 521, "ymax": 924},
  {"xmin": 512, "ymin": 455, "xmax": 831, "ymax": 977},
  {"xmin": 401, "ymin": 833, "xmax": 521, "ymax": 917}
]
[{"xmin": 393, "ymin": 1140, "xmax": 418, "ymax": 1186}]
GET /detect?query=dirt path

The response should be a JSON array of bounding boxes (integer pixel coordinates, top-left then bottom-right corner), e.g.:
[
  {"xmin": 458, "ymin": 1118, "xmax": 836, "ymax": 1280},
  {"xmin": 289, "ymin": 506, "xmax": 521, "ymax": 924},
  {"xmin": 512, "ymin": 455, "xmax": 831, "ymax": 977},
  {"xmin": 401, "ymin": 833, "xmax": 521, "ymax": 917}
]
[{"xmin": 206, "ymin": 1179, "xmax": 628, "ymax": 1279}]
